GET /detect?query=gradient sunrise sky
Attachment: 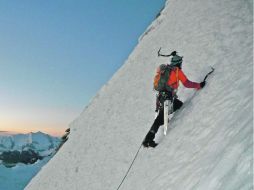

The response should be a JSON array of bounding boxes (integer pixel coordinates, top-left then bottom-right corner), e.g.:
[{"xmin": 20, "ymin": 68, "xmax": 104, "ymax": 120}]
[{"xmin": 0, "ymin": 0, "xmax": 165, "ymax": 136}]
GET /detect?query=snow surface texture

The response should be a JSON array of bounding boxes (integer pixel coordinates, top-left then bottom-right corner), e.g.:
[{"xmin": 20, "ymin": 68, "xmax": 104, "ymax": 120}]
[{"xmin": 26, "ymin": 0, "xmax": 253, "ymax": 190}]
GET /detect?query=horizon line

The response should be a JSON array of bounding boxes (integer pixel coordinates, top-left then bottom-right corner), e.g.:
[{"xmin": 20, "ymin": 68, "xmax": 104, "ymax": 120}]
[{"xmin": 0, "ymin": 130, "xmax": 63, "ymax": 137}]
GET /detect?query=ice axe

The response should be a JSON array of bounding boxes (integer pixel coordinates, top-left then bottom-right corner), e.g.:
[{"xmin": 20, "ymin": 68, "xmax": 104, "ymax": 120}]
[
  {"xmin": 203, "ymin": 67, "xmax": 215, "ymax": 82},
  {"xmin": 158, "ymin": 47, "xmax": 177, "ymax": 57}
]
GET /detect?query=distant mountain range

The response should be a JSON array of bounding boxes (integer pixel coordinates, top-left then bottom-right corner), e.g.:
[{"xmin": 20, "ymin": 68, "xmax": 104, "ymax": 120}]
[{"xmin": 0, "ymin": 132, "xmax": 61, "ymax": 167}]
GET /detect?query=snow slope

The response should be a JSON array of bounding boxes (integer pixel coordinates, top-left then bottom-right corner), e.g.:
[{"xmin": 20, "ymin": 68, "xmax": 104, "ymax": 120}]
[{"xmin": 26, "ymin": 0, "xmax": 253, "ymax": 190}]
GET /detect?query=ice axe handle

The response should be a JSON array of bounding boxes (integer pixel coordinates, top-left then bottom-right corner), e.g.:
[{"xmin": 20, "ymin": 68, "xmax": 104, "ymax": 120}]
[
  {"xmin": 203, "ymin": 67, "xmax": 215, "ymax": 82},
  {"xmin": 158, "ymin": 48, "xmax": 176, "ymax": 57},
  {"xmin": 158, "ymin": 47, "xmax": 162, "ymax": 57}
]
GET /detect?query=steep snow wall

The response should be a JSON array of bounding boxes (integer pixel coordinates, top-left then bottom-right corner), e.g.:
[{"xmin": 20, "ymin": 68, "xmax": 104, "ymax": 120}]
[{"xmin": 26, "ymin": 0, "xmax": 253, "ymax": 189}]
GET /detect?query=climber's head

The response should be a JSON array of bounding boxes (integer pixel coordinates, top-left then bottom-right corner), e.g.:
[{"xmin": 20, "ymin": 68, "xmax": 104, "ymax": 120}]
[{"xmin": 171, "ymin": 54, "xmax": 183, "ymax": 69}]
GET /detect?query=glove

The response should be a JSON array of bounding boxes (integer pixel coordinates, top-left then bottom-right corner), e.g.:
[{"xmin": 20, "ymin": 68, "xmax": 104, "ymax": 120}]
[{"xmin": 200, "ymin": 81, "xmax": 206, "ymax": 89}]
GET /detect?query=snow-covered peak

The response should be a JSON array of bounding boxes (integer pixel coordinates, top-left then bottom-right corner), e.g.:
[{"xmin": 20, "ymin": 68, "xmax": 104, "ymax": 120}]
[
  {"xmin": 0, "ymin": 131, "xmax": 60, "ymax": 155},
  {"xmin": 26, "ymin": 0, "xmax": 252, "ymax": 190}
]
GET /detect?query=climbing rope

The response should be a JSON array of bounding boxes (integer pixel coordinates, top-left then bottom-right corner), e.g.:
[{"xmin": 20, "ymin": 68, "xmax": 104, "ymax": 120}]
[
  {"xmin": 116, "ymin": 143, "xmax": 143, "ymax": 190},
  {"xmin": 115, "ymin": 67, "xmax": 215, "ymax": 190}
]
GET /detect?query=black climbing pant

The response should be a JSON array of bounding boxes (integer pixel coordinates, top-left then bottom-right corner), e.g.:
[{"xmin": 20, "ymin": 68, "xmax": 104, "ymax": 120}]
[{"xmin": 144, "ymin": 98, "xmax": 183, "ymax": 143}]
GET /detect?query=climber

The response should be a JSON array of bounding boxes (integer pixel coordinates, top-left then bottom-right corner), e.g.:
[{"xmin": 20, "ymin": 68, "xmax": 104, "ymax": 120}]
[{"xmin": 143, "ymin": 51, "xmax": 206, "ymax": 148}]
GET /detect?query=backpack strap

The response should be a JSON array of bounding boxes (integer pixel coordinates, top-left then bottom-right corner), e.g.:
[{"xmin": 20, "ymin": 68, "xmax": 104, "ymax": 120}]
[
  {"xmin": 176, "ymin": 67, "xmax": 179, "ymax": 88},
  {"xmin": 168, "ymin": 67, "xmax": 179, "ymax": 97},
  {"xmin": 167, "ymin": 67, "xmax": 179, "ymax": 89}
]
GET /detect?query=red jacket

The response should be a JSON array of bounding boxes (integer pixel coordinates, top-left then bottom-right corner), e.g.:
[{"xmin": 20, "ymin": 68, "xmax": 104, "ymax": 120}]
[{"xmin": 167, "ymin": 67, "xmax": 200, "ymax": 90}]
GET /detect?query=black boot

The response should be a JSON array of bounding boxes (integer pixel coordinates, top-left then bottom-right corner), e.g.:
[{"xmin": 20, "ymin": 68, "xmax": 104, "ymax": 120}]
[
  {"xmin": 142, "ymin": 131, "xmax": 157, "ymax": 148},
  {"xmin": 142, "ymin": 140, "xmax": 158, "ymax": 148}
]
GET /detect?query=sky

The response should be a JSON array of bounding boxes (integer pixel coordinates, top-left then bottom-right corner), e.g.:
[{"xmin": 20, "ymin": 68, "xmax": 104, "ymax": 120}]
[{"xmin": 0, "ymin": 0, "xmax": 166, "ymax": 136}]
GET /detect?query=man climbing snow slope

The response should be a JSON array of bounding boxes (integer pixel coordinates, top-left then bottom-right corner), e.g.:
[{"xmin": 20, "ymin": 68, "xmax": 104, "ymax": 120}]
[{"xmin": 143, "ymin": 51, "xmax": 206, "ymax": 148}]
